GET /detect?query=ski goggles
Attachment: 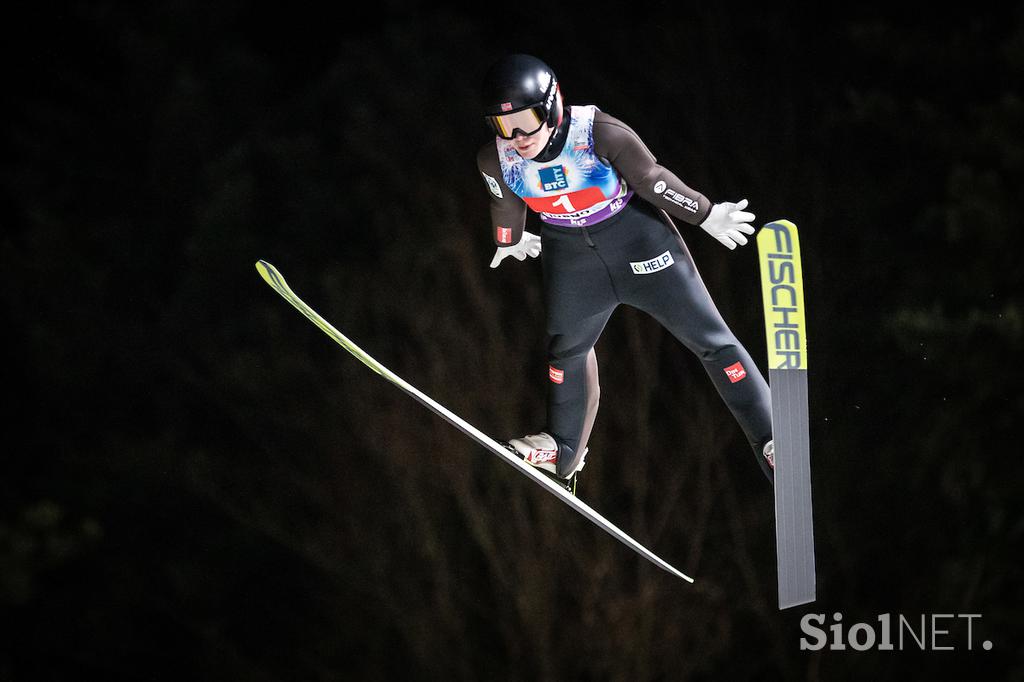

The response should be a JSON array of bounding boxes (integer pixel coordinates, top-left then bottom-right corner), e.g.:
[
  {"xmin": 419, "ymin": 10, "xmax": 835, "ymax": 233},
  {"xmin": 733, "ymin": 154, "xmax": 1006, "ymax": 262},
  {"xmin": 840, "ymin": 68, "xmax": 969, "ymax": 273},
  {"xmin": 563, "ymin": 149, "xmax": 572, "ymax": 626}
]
[{"xmin": 485, "ymin": 106, "xmax": 547, "ymax": 140}]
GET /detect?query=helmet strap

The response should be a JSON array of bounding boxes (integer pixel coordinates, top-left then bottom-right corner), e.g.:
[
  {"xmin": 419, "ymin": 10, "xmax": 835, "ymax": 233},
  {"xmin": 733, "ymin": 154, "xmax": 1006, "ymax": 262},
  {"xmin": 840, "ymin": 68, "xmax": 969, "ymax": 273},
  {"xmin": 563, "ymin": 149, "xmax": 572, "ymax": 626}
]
[{"xmin": 533, "ymin": 104, "xmax": 571, "ymax": 164}]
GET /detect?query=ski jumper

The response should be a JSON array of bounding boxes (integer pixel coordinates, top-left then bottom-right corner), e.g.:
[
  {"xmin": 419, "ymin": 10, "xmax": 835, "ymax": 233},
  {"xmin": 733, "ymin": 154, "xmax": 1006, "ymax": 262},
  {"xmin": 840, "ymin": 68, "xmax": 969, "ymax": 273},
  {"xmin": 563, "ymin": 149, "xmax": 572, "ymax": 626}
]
[{"xmin": 477, "ymin": 105, "xmax": 774, "ymax": 481}]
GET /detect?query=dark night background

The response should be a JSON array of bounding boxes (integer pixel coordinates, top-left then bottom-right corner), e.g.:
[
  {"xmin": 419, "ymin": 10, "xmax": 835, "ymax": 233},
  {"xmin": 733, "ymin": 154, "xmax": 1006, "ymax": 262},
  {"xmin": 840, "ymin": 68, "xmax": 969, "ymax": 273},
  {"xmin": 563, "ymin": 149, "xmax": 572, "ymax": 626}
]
[{"xmin": 3, "ymin": 3, "xmax": 1022, "ymax": 680}]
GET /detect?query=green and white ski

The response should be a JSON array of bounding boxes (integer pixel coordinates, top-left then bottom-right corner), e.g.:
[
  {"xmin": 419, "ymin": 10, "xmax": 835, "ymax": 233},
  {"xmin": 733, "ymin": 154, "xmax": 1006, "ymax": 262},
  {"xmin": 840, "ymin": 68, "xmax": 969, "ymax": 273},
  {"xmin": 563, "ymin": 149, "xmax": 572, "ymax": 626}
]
[
  {"xmin": 255, "ymin": 260, "xmax": 693, "ymax": 583},
  {"xmin": 757, "ymin": 221, "xmax": 816, "ymax": 609}
]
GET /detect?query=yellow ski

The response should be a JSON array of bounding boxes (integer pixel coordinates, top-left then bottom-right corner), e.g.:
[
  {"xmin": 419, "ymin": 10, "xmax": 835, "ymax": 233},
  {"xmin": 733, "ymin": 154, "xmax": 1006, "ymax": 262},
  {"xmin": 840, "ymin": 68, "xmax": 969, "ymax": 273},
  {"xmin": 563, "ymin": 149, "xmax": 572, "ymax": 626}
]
[
  {"xmin": 757, "ymin": 221, "xmax": 816, "ymax": 609},
  {"xmin": 256, "ymin": 260, "xmax": 693, "ymax": 583}
]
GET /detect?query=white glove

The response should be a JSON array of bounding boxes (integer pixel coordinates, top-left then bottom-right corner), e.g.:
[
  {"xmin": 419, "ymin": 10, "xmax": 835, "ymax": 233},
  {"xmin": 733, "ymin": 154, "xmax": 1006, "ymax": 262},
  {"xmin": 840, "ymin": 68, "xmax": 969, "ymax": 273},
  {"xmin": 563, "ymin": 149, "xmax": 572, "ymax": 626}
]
[
  {"xmin": 700, "ymin": 199, "xmax": 756, "ymax": 250},
  {"xmin": 489, "ymin": 231, "xmax": 541, "ymax": 268}
]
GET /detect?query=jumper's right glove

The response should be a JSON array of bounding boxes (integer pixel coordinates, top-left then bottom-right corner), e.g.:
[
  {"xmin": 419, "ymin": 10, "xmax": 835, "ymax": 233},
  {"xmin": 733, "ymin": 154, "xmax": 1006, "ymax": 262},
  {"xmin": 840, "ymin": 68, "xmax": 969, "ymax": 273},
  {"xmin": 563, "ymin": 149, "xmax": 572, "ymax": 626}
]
[
  {"xmin": 489, "ymin": 231, "xmax": 542, "ymax": 268},
  {"xmin": 700, "ymin": 199, "xmax": 756, "ymax": 250}
]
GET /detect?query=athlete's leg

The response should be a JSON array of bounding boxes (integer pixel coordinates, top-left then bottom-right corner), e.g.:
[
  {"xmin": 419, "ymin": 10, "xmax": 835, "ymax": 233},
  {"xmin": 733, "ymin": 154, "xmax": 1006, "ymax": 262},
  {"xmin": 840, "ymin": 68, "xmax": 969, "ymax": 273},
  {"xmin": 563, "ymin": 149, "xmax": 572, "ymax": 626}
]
[
  {"xmin": 541, "ymin": 227, "xmax": 618, "ymax": 478},
  {"xmin": 547, "ymin": 316, "xmax": 613, "ymax": 476},
  {"xmin": 611, "ymin": 206, "xmax": 774, "ymax": 480}
]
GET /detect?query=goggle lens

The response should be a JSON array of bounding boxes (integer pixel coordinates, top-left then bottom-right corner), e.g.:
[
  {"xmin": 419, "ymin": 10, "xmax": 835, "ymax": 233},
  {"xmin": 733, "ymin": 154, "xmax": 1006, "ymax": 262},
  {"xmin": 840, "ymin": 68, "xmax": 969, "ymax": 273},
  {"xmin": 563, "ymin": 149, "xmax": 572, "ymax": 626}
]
[{"xmin": 487, "ymin": 107, "xmax": 545, "ymax": 139}]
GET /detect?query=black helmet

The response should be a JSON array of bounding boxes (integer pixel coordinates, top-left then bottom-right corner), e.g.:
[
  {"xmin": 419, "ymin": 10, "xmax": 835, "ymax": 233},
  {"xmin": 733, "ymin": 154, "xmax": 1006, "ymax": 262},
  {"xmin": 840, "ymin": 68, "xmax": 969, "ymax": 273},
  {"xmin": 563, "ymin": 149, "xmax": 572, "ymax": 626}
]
[{"xmin": 481, "ymin": 54, "xmax": 564, "ymax": 139}]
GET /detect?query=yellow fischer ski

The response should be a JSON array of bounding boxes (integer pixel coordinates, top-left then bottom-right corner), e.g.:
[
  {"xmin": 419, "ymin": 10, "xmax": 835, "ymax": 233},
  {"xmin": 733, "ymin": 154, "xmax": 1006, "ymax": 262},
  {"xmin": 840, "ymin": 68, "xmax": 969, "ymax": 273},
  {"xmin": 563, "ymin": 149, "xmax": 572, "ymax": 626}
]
[{"xmin": 757, "ymin": 221, "xmax": 816, "ymax": 609}]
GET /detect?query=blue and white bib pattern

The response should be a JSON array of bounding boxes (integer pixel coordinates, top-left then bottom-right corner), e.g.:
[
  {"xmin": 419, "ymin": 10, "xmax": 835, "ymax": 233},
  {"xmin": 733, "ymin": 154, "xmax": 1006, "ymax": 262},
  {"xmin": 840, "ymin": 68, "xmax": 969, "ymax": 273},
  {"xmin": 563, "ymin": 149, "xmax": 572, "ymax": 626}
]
[{"xmin": 496, "ymin": 105, "xmax": 632, "ymax": 227}]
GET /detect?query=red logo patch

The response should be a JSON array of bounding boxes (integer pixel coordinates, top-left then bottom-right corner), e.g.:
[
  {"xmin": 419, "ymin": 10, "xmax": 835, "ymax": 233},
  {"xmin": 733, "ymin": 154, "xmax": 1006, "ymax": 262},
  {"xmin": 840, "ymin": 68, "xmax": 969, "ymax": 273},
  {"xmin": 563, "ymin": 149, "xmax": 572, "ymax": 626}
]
[
  {"xmin": 496, "ymin": 227, "xmax": 512, "ymax": 244},
  {"xmin": 501, "ymin": 102, "xmax": 513, "ymax": 111},
  {"xmin": 724, "ymin": 361, "xmax": 747, "ymax": 383},
  {"xmin": 528, "ymin": 449, "xmax": 557, "ymax": 465},
  {"xmin": 549, "ymin": 366, "xmax": 564, "ymax": 384}
]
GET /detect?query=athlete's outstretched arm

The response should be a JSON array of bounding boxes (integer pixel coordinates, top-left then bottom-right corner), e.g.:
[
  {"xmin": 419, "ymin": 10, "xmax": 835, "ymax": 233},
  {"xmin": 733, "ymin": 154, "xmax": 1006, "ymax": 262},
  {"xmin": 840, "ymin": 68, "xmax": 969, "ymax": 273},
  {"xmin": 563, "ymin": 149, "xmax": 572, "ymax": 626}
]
[
  {"xmin": 593, "ymin": 111, "xmax": 713, "ymax": 226},
  {"xmin": 477, "ymin": 143, "xmax": 528, "ymax": 247}
]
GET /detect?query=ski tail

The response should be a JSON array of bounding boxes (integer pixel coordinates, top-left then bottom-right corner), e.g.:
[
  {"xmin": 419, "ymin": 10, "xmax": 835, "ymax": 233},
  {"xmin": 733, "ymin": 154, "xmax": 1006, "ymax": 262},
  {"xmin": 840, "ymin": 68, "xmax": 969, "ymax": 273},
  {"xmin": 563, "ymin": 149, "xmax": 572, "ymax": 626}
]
[{"xmin": 255, "ymin": 260, "xmax": 693, "ymax": 583}]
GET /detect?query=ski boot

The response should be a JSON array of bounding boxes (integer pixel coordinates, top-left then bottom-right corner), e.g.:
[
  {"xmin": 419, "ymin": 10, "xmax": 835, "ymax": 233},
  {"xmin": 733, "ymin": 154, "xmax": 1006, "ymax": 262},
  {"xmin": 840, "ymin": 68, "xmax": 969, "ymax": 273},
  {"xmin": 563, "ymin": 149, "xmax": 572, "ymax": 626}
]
[{"xmin": 503, "ymin": 432, "xmax": 586, "ymax": 495}]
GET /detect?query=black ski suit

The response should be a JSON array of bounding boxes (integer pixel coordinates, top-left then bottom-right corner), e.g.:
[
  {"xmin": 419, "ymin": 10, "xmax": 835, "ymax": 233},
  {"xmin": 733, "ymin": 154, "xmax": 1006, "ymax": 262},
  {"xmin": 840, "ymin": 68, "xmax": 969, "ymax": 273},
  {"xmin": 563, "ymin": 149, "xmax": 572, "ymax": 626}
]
[{"xmin": 477, "ymin": 106, "xmax": 774, "ymax": 481}]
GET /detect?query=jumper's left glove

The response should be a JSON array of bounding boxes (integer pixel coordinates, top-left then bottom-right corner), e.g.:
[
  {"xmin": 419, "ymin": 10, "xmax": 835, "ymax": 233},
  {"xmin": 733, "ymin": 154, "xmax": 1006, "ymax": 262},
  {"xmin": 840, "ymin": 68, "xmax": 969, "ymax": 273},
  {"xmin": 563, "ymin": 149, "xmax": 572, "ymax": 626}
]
[
  {"xmin": 489, "ymin": 231, "xmax": 542, "ymax": 268},
  {"xmin": 700, "ymin": 199, "xmax": 756, "ymax": 250}
]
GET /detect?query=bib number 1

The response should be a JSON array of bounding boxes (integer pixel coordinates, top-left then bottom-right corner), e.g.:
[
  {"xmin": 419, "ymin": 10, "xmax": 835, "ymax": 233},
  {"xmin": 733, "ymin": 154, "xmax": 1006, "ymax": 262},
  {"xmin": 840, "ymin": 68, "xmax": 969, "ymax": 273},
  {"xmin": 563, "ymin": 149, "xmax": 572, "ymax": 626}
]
[{"xmin": 552, "ymin": 194, "xmax": 577, "ymax": 213}]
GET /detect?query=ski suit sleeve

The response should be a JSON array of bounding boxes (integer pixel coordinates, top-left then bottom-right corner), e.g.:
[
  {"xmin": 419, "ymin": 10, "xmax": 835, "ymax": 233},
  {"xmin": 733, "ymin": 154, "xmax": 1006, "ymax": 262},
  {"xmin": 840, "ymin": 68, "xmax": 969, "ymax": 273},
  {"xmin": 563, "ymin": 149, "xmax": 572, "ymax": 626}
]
[
  {"xmin": 476, "ymin": 143, "xmax": 528, "ymax": 247},
  {"xmin": 592, "ymin": 111, "xmax": 713, "ymax": 226}
]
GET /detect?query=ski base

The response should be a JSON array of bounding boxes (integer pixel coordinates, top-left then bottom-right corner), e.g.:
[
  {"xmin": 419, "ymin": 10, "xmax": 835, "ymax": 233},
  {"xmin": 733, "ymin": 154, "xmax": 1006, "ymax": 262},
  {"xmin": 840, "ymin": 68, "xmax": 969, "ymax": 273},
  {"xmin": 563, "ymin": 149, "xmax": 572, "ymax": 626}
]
[
  {"xmin": 757, "ymin": 220, "xmax": 817, "ymax": 610},
  {"xmin": 769, "ymin": 367, "xmax": 814, "ymax": 609}
]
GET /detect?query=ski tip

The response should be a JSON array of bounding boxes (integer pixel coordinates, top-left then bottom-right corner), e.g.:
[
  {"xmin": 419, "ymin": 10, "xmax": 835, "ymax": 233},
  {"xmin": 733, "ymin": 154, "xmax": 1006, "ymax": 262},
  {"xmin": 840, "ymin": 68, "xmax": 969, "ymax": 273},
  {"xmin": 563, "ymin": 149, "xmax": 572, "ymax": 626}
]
[
  {"xmin": 255, "ymin": 260, "xmax": 279, "ymax": 287},
  {"xmin": 762, "ymin": 218, "xmax": 797, "ymax": 230}
]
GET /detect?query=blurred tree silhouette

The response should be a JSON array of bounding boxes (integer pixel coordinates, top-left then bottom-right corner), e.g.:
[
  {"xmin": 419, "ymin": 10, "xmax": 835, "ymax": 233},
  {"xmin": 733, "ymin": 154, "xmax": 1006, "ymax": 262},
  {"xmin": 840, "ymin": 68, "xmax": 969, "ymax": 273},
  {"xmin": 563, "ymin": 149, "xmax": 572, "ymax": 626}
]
[{"xmin": 1, "ymin": 3, "xmax": 1021, "ymax": 680}]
